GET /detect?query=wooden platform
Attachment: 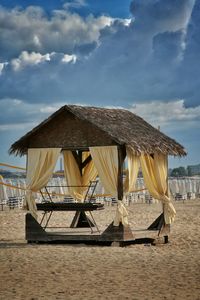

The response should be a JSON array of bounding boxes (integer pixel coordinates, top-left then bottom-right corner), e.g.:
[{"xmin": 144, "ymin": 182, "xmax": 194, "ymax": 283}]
[{"xmin": 26, "ymin": 213, "xmax": 169, "ymax": 246}]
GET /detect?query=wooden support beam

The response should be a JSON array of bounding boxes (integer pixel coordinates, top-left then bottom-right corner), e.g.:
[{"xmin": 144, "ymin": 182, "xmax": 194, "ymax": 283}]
[
  {"xmin": 72, "ymin": 150, "xmax": 83, "ymax": 175},
  {"xmin": 147, "ymin": 213, "xmax": 164, "ymax": 231},
  {"xmin": 117, "ymin": 146, "xmax": 126, "ymax": 200},
  {"xmin": 100, "ymin": 222, "xmax": 134, "ymax": 242},
  {"xmin": 70, "ymin": 211, "xmax": 95, "ymax": 228},
  {"xmin": 26, "ymin": 213, "xmax": 49, "ymax": 242},
  {"xmin": 81, "ymin": 155, "xmax": 92, "ymax": 169},
  {"xmin": 72, "ymin": 151, "xmax": 80, "ymax": 166},
  {"xmin": 72, "ymin": 151, "xmax": 92, "ymax": 175}
]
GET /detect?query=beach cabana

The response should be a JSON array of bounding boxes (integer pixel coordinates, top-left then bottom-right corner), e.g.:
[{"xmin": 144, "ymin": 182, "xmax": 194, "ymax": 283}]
[{"xmin": 9, "ymin": 105, "xmax": 186, "ymax": 244}]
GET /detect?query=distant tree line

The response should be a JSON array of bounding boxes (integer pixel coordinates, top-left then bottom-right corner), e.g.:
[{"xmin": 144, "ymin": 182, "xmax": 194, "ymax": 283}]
[
  {"xmin": 1, "ymin": 164, "xmax": 200, "ymax": 179},
  {"xmin": 169, "ymin": 165, "xmax": 200, "ymax": 177},
  {"xmin": 0, "ymin": 169, "xmax": 26, "ymax": 178}
]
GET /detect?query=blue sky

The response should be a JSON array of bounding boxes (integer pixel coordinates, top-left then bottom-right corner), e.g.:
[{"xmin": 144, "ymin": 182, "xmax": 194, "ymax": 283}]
[{"xmin": 0, "ymin": 0, "xmax": 199, "ymax": 169}]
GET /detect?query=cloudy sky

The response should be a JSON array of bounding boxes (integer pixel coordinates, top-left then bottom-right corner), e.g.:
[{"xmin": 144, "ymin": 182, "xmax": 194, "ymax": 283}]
[{"xmin": 0, "ymin": 0, "xmax": 199, "ymax": 169}]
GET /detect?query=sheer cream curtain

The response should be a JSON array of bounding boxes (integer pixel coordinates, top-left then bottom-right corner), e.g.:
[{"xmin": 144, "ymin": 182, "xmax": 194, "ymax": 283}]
[
  {"xmin": 140, "ymin": 153, "xmax": 176, "ymax": 224},
  {"xmin": 26, "ymin": 148, "xmax": 61, "ymax": 219},
  {"xmin": 89, "ymin": 146, "xmax": 129, "ymax": 226},
  {"xmin": 63, "ymin": 151, "xmax": 83, "ymax": 201},
  {"xmin": 124, "ymin": 147, "xmax": 140, "ymax": 193},
  {"xmin": 63, "ymin": 151, "xmax": 98, "ymax": 202},
  {"xmin": 82, "ymin": 151, "xmax": 98, "ymax": 187}
]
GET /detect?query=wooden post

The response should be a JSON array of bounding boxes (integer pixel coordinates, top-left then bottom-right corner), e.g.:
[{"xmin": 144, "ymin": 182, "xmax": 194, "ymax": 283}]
[
  {"xmin": 96, "ymin": 145, "xmax": 134, "ymax": 243},
  {"xmin": 117, "ymin": 145, "xmax": 126, "ymax": 200},
  {"xmin": 117, "ymin": 147, "xmax": 124, "ymax": 200},
  {"xmin": 70, "ymin": 150, "xmax": 95, "ymax": 228},
  {"xmin": 147, "ymin": 153, "xmax": 170, "ymax": 239},
  {"xmin": 72, "ymin": 150, "xmax": 82, "ymax": 174}
]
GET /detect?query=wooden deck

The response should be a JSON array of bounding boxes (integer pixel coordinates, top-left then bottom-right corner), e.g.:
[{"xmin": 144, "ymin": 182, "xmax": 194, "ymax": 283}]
[{"xmin": 26, "ymin": 213, "xmax": 168, "ymax": 246}]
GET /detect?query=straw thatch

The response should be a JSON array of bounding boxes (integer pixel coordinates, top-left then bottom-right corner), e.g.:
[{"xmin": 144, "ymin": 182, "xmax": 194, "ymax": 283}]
[{"xmin": 9, "ymin": 105, "xmax": 186, "ymax": 157}]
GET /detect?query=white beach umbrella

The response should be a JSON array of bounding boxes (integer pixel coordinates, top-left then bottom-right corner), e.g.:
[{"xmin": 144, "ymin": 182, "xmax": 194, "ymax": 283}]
[
  {"xmin": 185, "ymin": 178, "xmax": 192, "ymax": 193},
  {"xmin": 5, "ymin": 179, "xmax": 15, "ymax": 198},
  {"xmin": 10, "ymin": 178, "xmax": 17, "ymax": 197},
  {"xmin": 197, "ymin": 179, "xmax": 200, "ymax": 194},
  {"xmin": 177, "ymin": 179, "xmax": 184, "ymax": 195},
  {"xmin": 0, "ymin": 175, "xmax": 9, "ymax": 204},
  {"xmin": 191, "ymin": 178, "xmax": 197, "ymax": 194},
  {"xmin": 174, "ymin": 178, "xmax": 180, "ymax": 193},
  {"xmin": 16, "ymin": 179, "xmax": 23, "ymax": 197},
  {"xmin": 94, "ymin": 180, "xmax": 102, "ymax": 195},
  {"xmin": 191, "ymin": 179, "xmax": 195, "ymax": 193},
  {"xmin": 61, "ymin": 177, "xmax": 70, "ymax": 196},
  {"xmin": 21, "ymin": 179, "xmax": 27, "ymax": 196},
  {"xmin": 136, "ymin": 178, "xmax": 146, "ymax": 202},
  {"xmin": 184, "ymin": 178, "xmax": 189, "ymax": 193},
  {"xmin": 169, "ymin": 179, "xmax": 176, "ymax": 195},
  {"xmin": 137, "ymin": 178, "xmax": 145, "ymax": 192},
  {"xmin": 54, "ymin": 177, "xmax": 64, "ymax": 201},
  {"xmin": 57, "ymin": 177, "xmax": 64, "ymax": 194}
]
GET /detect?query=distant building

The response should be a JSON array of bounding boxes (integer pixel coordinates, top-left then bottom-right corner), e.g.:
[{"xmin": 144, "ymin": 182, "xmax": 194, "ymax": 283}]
[
  {"xmin": 168, "ymin": 168, "xmax": 172, "ymax": 176},
  {"xmin": 187, "ymin": 164, "xmax": 200, "ymax": 176}
]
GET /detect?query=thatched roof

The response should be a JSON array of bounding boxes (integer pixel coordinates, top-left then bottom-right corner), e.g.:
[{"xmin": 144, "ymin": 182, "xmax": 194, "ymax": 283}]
[{"xmin": 9, "ymin": 105, "xmax": 186, "ymax": 156}]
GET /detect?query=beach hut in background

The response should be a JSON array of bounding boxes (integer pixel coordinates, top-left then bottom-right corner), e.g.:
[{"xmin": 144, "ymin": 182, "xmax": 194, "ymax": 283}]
[{"xmin": 9, "ymin": 105, "xmax": 186, "ymax": 244}]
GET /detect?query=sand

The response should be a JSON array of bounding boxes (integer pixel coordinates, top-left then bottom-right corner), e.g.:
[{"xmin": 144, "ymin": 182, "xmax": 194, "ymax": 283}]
[{"xmin": 0, "ymin": 200, "xmax": 200, "ymax": 300}]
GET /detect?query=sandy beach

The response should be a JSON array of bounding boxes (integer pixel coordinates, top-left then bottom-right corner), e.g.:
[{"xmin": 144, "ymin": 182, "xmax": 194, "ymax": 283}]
[{"xmin": 0, "ymin": 200, "xmax": 200, "ymax": 300}]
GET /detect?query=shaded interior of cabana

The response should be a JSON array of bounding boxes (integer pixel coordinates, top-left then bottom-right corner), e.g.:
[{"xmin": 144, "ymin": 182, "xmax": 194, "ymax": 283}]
[{"xmin": 9, "ymin": 105, "xmax": 186, "ymax": 244}]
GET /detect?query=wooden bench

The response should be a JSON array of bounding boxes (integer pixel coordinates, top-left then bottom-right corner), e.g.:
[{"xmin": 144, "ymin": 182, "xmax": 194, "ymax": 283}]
[
  {"xmin": 36, "ymin": 202, "xmax": 104, "ymax": 211},
  {"xmin": 36, "ymin": 202, "xmax": 104, "ymax": 233}
]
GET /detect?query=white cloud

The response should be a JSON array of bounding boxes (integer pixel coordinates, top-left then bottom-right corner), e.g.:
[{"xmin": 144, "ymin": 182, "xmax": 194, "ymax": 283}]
[
  {"xmin": 129, "ymin": 100, "xmax": 200, "ymax": 129},
  {"xmin": 39, "ymin": 105, "xmax": 62, "ymax": 114},
  {"xmin": 0, "ymin": 98, "xmax": 82, "ymax": 128},
  {"xmin": 33, "ymin": 35, "xmax": 41, "ymax": 47},
  {"xmin": 0, "ymin": 1, "xmax": 199, "ymax": 109},
  {"xmin": 61, "ymin": 54, "xmax": 77, "ymax": 63},
  {"xmin": 0, "ymin": 123, "xmax": 36, "ymax": 131},
  {"xmin": 1, "ymin": 98, "xmax": 200, "ymax": 134},
  {"xmin": 0, "ymin": 63, "xmax": 4, "ymax": 75},
  {"xmin": 11, "ymin": 51, "xmax": 54, "ymax": 71},
  {"xmin": 0, "ymin": 62, "xmax": 8, "ymax": 75},
  {"xmin": 6, "ymin": 51, "xmax": 79, "ymax": 71},
  {"xmin": 0, "ymin": 6, "xmax": 116, "ymax": 60},
  {"xmin": 122, "ymin": 19, "xmax": 132, "ymax": 26},
  {"xmin": 130, "ymin": 0, "xmax": 195, "ymax": 33},
  {"xmin": 63, "ymin": 0, "xmax": 87, "ymax": 10}
]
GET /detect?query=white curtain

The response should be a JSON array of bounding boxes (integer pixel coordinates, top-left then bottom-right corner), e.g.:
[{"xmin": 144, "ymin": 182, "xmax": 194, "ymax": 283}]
[
  {"xmin": 26, "ymin": 148, "xmax": 61, "ymax": 218},
  {"xmin": 140, "ymin": 153, "xmax": 176, "ymax": 224},
  {"xmin": 89, "ymin": 146, "xmax": 129, "ymax": 226},
  {"xmin": 63, "ymin": 150, "xmax": 98, "ymax": 202}
]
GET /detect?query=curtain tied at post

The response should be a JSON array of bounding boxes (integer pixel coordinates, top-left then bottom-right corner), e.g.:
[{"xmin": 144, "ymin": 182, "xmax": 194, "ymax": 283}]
[
  {"xmin": 160, "ymin": 195, "xmax": 176, "ymax": 224},
  {"xmin": 113, "ymin": 198, "xmax": 129, "ymax": 227},
  {"xmin": 23, "ymin": 189, "xmax": 38, "ymax": 219}
]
